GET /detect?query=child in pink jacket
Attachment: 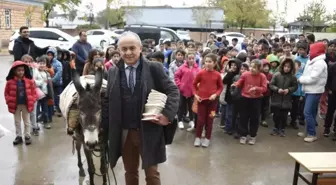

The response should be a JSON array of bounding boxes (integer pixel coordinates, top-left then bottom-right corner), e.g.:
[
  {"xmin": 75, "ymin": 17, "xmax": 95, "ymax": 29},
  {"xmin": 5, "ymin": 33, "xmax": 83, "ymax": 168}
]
[{"xmin": 175, "ymin": 52, "xmax": 200, "ymax": 130}]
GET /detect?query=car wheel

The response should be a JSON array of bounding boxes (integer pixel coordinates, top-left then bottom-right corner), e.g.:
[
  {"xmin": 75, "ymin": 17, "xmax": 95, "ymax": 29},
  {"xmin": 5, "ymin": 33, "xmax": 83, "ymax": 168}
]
[{"xmin": 100, "ymin": 40, "xmax": 107, "ymax": 48}]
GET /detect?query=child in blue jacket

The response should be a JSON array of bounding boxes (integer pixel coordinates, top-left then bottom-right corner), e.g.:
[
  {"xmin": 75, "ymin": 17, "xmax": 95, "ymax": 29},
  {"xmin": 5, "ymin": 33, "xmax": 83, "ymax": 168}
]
[{"xmin": 290, "ymin": 60, "xmax": 305, "ymax": 127}]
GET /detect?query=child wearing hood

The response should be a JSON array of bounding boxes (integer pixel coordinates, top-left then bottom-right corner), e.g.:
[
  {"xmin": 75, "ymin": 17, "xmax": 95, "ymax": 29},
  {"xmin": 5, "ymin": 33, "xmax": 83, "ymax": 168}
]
[
  {"xmin": 175, "ymin": 52, "xmax": 200, "ymax": 130},
  {"xmin": 230, "ymin": 62, "xmax": 250, "ymax": 139},
  {"xmin": 298, "ymin": 42, "xmax": 328, "ymax": 142},
  {"xmin": 223, "ymin": 58, "xmax": 242, "ymax": 134},
  {"xmin": 5, "ymin": 61, "xmax": 37, "ymax": 145},
  {"xmin": 269, "ymin": 58, "xmax": 298, "ymax": 136},
  {"xmin": 269, "ymin": 55, "xmax": 280, "ymax": 74},
  {"xmin": 260, "ymin": 59, "xmax": 273, "ymax": 127},
  {"xmin": 46, "ymin": 47, "xmax": 63, "ymax": 116},
  {"xmin": 61, "ymin": 49, "xmax": 72, "ymax": 89}
]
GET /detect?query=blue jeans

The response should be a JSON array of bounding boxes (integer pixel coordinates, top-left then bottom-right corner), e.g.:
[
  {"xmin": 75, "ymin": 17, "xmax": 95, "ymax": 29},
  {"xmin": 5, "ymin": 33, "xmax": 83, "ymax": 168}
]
[
  {"xmin": 304, "ymin": 94, "xmax": 322, "ymax": 136},
  {"xmin": 30, "ymin": 102, "xmax": 38, "ymax": 130},
  {"xmin": 37, "ymin": 98, "xmax": 50, "ymax": 123},
  {"xmin": 53, "ymin": 85, "xmax": 63, "ymax": 112},
  {"xmin": 225, "ymin": 104, "xmax": 233, "ymax": 131}
]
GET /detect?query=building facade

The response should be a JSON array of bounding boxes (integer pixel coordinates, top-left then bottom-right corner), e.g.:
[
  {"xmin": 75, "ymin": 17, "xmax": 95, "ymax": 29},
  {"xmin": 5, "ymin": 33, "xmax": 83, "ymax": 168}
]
[{"xmin": 0, "ymin": 0, "xmax": 45, "ymax": 47}]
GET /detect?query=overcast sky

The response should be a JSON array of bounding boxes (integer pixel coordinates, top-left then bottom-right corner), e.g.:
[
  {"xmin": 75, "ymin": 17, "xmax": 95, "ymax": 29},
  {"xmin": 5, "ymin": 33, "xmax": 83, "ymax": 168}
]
[{"xmin": 76, "ymin": 0, "xmax": 334, "ymax": 22}]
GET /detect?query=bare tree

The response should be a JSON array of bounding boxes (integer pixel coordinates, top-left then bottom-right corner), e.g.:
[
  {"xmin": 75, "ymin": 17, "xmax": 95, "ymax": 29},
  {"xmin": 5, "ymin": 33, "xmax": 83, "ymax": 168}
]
[{"xmin": 192, "ymin": 7, "xmax": 214, "ymax": 41}]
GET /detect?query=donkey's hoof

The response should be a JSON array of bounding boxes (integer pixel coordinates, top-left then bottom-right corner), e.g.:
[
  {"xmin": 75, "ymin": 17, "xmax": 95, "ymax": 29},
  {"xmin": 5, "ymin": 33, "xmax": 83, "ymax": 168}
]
[{"xmin": 79, "ymin": 169, "xmax": 85, "ymax": 177}]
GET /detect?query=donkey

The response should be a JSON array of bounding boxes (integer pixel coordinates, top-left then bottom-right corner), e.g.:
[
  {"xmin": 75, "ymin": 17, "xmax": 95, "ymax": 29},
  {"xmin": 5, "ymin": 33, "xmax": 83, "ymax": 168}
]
[{"xmin": 72, "ymin": 67, "xmax": 108, "ymax": 185}]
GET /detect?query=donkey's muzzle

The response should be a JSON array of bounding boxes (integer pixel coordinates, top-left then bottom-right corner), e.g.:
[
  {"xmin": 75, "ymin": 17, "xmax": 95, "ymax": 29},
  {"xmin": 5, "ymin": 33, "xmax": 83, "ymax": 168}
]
[{"xmin": 83, "ymin": 128, "xmax": 99, "ymax": 149}]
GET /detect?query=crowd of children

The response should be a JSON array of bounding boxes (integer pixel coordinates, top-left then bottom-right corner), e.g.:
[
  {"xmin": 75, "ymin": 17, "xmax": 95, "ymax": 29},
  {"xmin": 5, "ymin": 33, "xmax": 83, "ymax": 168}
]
[
  {"xmin": 4, "ymin": 31, "xmax": 336, "ymax": 148},
  {"xmin": 146, "ymin": 33, "xmax": 336, "ymax": 147}
]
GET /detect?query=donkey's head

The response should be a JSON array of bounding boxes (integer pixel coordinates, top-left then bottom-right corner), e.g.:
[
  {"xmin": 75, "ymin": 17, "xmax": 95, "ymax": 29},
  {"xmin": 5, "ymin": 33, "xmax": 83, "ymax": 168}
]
[{"xmin": 72, "ymin": 68, "xmax": 103, "ymax": 149}]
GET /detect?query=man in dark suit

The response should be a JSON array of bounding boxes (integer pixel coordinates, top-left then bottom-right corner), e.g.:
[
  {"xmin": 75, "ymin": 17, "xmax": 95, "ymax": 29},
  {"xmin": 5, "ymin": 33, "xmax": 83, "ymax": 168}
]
[{"xmin": 102, "ymin": 31, "xmax": 179, "ymax": 185}]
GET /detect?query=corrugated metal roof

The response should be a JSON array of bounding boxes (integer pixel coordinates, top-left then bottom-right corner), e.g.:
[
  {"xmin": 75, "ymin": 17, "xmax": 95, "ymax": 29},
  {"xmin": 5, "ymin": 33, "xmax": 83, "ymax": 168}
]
[{"xmin": 124, "ymin": 7, "xmax": 224, "ymax": 29}]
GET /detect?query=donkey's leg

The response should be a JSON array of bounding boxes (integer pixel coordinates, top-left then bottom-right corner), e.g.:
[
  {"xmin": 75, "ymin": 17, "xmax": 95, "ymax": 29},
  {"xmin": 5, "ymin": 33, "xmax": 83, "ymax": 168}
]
[
  {"xmin": 84, "ymin": 148, "xmax": 95, "ymax": 185},
  {"xmin": 76, "ymin": 141, "xmax": 85, "ymax": 177},
  {"xmin": 100, "ymin": 143, "xmax": 107, "ymax": 185}
]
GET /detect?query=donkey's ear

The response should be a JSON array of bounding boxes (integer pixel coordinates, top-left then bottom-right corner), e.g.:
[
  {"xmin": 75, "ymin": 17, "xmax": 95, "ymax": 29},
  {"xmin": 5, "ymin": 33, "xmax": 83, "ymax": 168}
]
[
  {"xmin": 71, "ymin": 68, "xmax": 84, "ymax": 94},
  {"xmin": 94, "ymin": 67, "xmax": 103, "ymax": 93}
]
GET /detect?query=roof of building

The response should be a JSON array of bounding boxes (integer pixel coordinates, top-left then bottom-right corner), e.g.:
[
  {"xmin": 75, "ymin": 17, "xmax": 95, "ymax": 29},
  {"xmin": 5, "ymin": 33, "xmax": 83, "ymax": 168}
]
[{"xmin": 123, "ymin": 6, "xmax": 224, "ymax": 30}]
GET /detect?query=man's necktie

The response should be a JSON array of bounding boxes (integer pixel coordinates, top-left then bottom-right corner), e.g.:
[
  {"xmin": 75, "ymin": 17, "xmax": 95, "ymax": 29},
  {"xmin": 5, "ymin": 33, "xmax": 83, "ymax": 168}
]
[{"xmin": 128, "ymin": 66, "xmax": 134, "ymax": 93}]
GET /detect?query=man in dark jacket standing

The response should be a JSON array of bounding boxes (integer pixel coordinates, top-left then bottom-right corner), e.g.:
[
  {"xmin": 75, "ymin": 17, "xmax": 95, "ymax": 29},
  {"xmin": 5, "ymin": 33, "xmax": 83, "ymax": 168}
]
[
  {"xmin": 102, "ymin": 31, "xmax": 179, "ymax": 185},
  {"xmin": 71, "ymin": 31, "xmax": 92, "ymax": 75},
  {"xmin": 13, "ymin": 26, "xmax": 48, "ymax": 61}
]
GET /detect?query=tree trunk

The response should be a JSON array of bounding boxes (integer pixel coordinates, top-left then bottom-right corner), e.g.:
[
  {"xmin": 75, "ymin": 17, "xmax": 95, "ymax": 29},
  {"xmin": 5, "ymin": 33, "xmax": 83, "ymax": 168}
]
[
  {"xmin": 45, "ymin": 19, "xmax": 49, "ymax": 27},
  {"xmin": 239, "ymin": 22, "xmax": 244, "ymax": 33}
]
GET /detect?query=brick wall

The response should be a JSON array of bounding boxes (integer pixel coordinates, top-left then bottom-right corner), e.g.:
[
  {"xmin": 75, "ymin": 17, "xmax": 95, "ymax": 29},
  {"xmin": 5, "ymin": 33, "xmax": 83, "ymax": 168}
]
[{"xmin": 0, "ymin": 1, "xmax": 44, "ymax": 47}]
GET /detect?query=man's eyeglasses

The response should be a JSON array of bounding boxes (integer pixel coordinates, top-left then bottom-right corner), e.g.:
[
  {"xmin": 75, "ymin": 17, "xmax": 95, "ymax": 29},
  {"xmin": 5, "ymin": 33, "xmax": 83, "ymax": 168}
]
[{"xmin": 21, "ymin": 31, "xmax": 29, "ymax": 33}]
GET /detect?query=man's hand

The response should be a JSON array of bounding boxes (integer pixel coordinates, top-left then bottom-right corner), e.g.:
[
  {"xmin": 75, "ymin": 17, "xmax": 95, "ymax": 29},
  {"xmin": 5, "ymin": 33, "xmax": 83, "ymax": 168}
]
[
  {"xmin": 283, "ymin": 89, "xmax": 289, "ymax": 95},
  {"xmin": 209, "ymin": 94, "xmax": 217, "ymax": 101},
  {"xmin": 151, "ymin": 114, "xmax": 170, "ymax": 126},
  {"xmin": 278, "ymin": 89, "xmax": 284, "ymax": 94},
  {"xmin": 195, "ymin": 95, "xmax": 202, "ymax": 102}
]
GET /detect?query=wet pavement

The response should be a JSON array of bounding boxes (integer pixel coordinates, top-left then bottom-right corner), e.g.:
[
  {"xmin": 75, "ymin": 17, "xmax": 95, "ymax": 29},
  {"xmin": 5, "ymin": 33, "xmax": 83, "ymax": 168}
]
[{"xmin": 0, "ymin": 55, "xmax": 335, "ymax": 185}]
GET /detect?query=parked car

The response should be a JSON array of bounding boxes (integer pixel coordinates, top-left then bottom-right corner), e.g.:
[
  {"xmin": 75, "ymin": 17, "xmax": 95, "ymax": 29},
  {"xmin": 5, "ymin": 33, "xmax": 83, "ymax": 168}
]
[
  {"xmin": 111, "ymin": 29, "xmax": 124, "ymax": 35},
  {"xmin": 74, "ymin": 29, "xmax": 120, "ymax": 49},
  {"xmin": 124, "ymin": 25, "xmax": 181, "ymax": 47},
  {"xmin": 176, "ymin": 30, "xmax": 191, "ymax": 40},
  {"xmin": 216, "ymin": 32, "xmax": 246, "ymax": 45},
  {"xmin": 8, "ymin": 28, "xmax": 76, "ymax": 55}
]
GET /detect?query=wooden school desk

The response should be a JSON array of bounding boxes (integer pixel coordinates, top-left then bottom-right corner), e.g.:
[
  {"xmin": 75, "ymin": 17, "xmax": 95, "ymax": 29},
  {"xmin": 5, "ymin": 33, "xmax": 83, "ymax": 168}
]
[{"xmin": 289, "ymin": 152, "xmax": 336, "ymax": 185}]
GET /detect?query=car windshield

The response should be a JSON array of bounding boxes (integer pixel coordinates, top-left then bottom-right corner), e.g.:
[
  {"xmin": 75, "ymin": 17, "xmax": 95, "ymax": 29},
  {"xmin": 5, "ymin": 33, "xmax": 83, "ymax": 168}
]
[{"xmin": 177, "ymin": 31, "xmax": 188, "ymax": 35}]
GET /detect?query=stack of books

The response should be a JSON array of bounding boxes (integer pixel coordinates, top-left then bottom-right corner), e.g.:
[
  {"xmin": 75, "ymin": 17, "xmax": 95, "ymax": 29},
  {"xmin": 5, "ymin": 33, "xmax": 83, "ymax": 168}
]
[{"xmin": 142, "ymin": 89, "xmax": 167, "ymax": 121}]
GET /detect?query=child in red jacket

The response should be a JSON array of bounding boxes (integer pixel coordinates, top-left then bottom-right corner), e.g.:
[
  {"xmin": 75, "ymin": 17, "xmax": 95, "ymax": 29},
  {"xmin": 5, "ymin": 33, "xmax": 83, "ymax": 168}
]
[
  {"xmin": 232, "ymin": 59, "xmax": 267, "ymax": 145},
  {"xmin": 5, "ymin": 61, "xmax": 37, "ymax": 145},
  {"xmin": 192, "ymin": 53, "xmax": 223, "ymax": 147}
]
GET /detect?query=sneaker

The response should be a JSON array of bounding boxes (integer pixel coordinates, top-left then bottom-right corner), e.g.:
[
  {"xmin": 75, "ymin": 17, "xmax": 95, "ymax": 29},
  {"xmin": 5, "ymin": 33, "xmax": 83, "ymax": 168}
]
[
  {"xmin": 219, "ymin": 122, "xmax": 225, "ymax": 128},
  {"xmin": 260, "ymin": 121, "xmax": 268, "ymax": 127},
  {"xmin": 248, "ymin": 137, "xmax": 256, "ymax": 145},
  {"xmin": 44, "ymin": 123, "xmax": 51, "ymax": 129},
  {"xmin": 270, "ymin": 129, "xmax": 279, "ymax": 136},
  {"xmin": 186, "ymin": 127, "xmax": 194, "ymax": 132},
  {"xmin": 32, "ymin": 129, "xmax": 39, "ymax": 136},
  {"xmin": 323, "ymin": 128, "xmax": 330, "ymax": 137},
  {"xmin": 201, "ymin": 130, "xmax": 206, "ymax": 138},
  {"xmin": 178, "ymin": 121, "xmax": 184, "ymax": 129},
  {"xmin": 201, "ymin": 138, "xmax": 210, "ymax": 147},
  {"xmin": 188, "ymin": 121, "xmax": 195, "ymax": 128},
  {"xmin": 304, "ymin": 135, "xmax": 317, "ymax": 143},
  {"xmin": 13, "ymin": 136, "xmax": 23, "ymax": 145},
  {"xmin": 194, "ymin": 137, "xmax": 201, "ymax": 147},
  {"xmin": 240, "ymin": 137, "xmax": 247, "ymax": 144},
  {"xmin": 297, "ymin": 132, "xmax": 305, "ymax": 137},
  {"xmin": 279, "ymin": 130, "xmax": 286, "ymax": 137},
  {"xmin": 24, "ymin": 136, "xmax": 32, "ymax": 145}
]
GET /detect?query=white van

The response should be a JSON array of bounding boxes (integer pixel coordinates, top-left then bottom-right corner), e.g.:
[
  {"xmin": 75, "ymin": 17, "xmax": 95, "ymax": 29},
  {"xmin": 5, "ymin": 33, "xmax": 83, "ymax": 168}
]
[{"xmin": 8, "ymin": 28, "xmax": 76, "ymax": 54}]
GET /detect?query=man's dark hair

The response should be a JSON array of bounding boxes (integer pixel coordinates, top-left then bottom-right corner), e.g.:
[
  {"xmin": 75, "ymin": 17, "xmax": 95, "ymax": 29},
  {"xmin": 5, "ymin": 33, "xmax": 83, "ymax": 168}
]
[
  {"xmin": 306, "ymin": 34, "xmax": 315, "ymax": 43},
  {"xmin": 261, "ymin": 43, "xmax": 269, "ymax": 51},
  {"xmin": 232, "ymin": 38, "xmax": 238, "ymax": 42},
  {"xmin": 175, "ymin": 49, "xmax": 186, "ymax": 57},
  {"xmin": 151, "ymin": 51, "xmax": 165, "ymax": 62},
  {"xmin": 280, "ymin": 36, "xmax": 286, "ymax": 42},
  {"xmin": 19, "ymin": 26, "xmax": 29, "ymax": 33},
  {"xmin": 79, "ymin": 31, "xmax": 86, "ymax": 36},
  {"xmin": 205, "ymin": 53, "xmax": 218, "ymax": 62},
  {"xmin": 296, "ymin": 41, "xmax": 308, "ymax": 50},
  {"xmin": 290, "ymin": 38, "xmax": 296, "ymax": 42},
  {"xmin": 274, "ymin": 38, "xmax": 280, "ymax": 43},
  {"xmin": 299, "ymin": 34, "xmax": 305, "ymax": 37}
]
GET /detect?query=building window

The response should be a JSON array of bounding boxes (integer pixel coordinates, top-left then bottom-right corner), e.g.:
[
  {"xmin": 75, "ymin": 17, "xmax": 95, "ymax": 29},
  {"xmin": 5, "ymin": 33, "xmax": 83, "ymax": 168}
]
[
  {"xmin": 26, "ymin": 18, "xmax": 31, "ymax": 27},
  {"xmin": 5, "ymin": 9, "xmax": 11, "ymax": 29}
]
